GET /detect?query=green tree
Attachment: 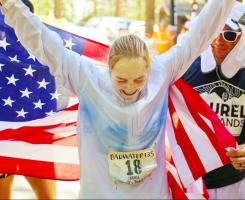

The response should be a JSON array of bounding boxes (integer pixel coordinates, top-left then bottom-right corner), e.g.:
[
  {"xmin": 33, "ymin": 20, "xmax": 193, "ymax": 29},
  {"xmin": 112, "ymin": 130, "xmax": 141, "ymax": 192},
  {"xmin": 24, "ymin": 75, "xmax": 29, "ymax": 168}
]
[
  {"xmin": 92, "ymin": 0, "xmax": 97, "ymax": 16},
  {"xmin": 55, "ymin": 0, "xmax": 62, "ymax": 19},
  {"xmin": 145, "ymin": 0, "xmax": 155, "ymax": 37},
  {"xmin": 115, "ymin": 0, "xmax": 123, "ymax": 16}
]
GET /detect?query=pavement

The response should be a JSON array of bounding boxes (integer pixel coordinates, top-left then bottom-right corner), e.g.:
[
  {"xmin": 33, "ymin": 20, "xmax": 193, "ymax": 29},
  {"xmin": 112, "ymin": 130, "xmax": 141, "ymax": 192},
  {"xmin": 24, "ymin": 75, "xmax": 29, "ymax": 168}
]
[{"xmin": 12, "ymin": 176, "xmax": 79, "ymax": 199}]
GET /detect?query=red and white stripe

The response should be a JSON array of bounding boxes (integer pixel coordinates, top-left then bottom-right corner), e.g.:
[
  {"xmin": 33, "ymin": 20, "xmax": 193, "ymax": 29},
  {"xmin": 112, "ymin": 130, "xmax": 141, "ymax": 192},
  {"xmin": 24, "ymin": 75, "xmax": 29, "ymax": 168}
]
[
  {"xmin": 167, "ymin": 79, "xmax": 237, "ymax": 187},
  {"xmin": 166, "ymin": 160, "xmax": 189, "ymax": 200},
  {"xmin": 166, "ymin": 158, "xmax": 208, "ymax": 200},
  {"xmin": 0, "ymin": 103, "xmax": 80, "ymax": 181}
]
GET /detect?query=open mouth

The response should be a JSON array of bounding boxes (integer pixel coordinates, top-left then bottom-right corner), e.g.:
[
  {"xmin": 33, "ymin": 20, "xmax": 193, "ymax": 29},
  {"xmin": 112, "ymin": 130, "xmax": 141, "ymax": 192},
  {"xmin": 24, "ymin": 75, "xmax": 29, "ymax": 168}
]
[{"xmin": 120, "ymin": 89, "xmax": 138, "ymax": 96}]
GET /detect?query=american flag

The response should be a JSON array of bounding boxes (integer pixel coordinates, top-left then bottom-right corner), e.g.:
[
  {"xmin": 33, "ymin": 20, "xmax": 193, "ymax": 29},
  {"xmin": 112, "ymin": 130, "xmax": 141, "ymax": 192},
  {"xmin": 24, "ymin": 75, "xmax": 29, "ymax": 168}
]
[
  {"xmin": 0, "ymin": 103, "xmax": 80, "ymax": 181},
  {"xmin": 0, "ymin": 9, "xmax": 237, "ymax": 198},
  {"xmin": 0, "ymin": 11, "xmax": 108, "ymax": 123},
  {"xmin": 0, "ymin": 10, "xmax": 108, "ymax": 180},
  {"xmin": 0, "ymin": 12, "xmax": 57, "ymax": 122},
  {"xmin": 166, "ymin": 79, "xmax": 237, "ymax": 199},
  {"xmin": 166, "ymin": 159, "xmax": 209, "ymax": 199}
]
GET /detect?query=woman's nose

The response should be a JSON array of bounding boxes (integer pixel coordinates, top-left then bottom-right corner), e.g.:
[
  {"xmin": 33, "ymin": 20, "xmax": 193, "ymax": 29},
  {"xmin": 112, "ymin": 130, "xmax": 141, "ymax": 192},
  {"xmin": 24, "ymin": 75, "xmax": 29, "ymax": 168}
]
[{"xmin": 126, "ymin": 81, "xmax": 134, "ymax": 90}]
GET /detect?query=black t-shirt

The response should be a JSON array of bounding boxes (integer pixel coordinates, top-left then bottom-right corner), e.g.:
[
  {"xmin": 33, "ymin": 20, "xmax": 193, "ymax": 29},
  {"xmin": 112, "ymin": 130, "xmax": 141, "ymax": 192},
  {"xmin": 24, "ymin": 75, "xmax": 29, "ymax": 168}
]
[{"xmin": 182, "ymin": 57, "xmax": 245, "ymax": 189}]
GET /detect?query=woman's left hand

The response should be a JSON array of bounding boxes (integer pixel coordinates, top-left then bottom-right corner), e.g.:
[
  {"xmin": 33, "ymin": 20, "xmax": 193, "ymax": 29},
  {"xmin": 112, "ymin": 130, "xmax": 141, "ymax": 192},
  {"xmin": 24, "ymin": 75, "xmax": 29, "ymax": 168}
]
[{"xmin": 226, "ymin": 144, "xmax": 245, "ymax": 170}]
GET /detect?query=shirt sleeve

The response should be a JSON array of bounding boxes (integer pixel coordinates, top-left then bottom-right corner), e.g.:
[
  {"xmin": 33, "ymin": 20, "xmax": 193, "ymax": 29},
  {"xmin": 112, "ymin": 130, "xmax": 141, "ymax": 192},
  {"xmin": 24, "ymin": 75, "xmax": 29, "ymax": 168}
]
[
  {"xmin": 1, "ymin": 0, "xmax": 93, "ymax": 95},
  {"xmin": 152, "ymin": 0, "xmax": 236, "ymax": 84}
]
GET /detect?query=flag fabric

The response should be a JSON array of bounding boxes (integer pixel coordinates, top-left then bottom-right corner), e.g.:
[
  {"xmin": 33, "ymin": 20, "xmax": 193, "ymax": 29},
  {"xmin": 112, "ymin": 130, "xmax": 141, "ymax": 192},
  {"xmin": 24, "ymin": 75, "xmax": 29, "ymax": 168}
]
[
  {"xmin": 166, "ymin": 160, "xmax": 189, "ymax": 200},
  {"xmin": 165, "ymin": 146, "xmax": 209, "ymax": 199},
  {"xmin": 0, "ymin": 11, "xmax": 57, "ymax": 122},
  {"xmin": 0, "ymin": 10, "xmax": 108, "ymax": 181},
  {"xmin": 165, "ymin": 83, "xmax": 237, "ymax": 199},
  {"xmin": 0, "ymin": 103, "xmax": 80, "ymax": 180},
  {"xmin": 0, "ymin": 9, "xmax": 237, "ymax": 197},
  {"xmin": 0, "ymin": 11, "xmax": 108, "ymax": 122},
  {"xmin": 46, "ymin": 24, "xmax": 109, "ymax": 64},
  {"xmin": 166, "ymin": 160, "xmax": 210, "ymax": 200},
  {"xmin": 167, "ymin": 79, "xmax": 237, "ymax": 188}
]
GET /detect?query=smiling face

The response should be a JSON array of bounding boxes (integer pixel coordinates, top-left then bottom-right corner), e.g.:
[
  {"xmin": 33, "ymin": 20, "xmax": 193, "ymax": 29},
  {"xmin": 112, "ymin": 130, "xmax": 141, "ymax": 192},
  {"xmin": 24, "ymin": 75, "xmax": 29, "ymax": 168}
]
[
  {"xmin": 108, "ymin": 34, "xmax": 150, "ymax": 103},
  {"xmin": 211, "ymin": 25, "xmax": 242, "ymax": 65},
  {"xmin": 110, "ymin": 57, "xmax": 149, "ymax": 103}
]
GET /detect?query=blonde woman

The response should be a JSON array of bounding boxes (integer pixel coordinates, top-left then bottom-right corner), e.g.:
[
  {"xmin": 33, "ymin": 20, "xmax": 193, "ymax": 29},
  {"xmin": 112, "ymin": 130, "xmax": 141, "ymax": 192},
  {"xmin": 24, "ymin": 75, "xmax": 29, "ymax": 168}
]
[{"xmin": 0, "ymin": 0, "xmax": 235, "ymax": 199}]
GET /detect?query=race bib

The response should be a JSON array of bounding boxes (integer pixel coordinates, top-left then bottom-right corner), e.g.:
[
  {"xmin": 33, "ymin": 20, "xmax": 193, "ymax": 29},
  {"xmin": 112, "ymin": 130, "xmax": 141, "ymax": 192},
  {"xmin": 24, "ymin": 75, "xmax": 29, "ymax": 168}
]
[{"xmin": 107, "ymin": 148, "xmax": 157, "ymax": 185}]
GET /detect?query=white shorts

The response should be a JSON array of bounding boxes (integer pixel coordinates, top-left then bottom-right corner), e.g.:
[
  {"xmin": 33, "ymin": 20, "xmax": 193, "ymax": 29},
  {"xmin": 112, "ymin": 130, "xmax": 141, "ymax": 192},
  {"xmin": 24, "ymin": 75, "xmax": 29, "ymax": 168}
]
[{"xmin": 208, "ymin": 178, "xmax": 245, "ymax": 199}]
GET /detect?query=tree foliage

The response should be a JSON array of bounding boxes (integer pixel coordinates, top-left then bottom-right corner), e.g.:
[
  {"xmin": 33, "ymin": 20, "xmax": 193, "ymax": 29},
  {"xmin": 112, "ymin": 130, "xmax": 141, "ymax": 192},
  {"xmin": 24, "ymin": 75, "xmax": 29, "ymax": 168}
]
[{"xmin": 29, "ymin": 0, "xmax": 207, "ymax": 26}]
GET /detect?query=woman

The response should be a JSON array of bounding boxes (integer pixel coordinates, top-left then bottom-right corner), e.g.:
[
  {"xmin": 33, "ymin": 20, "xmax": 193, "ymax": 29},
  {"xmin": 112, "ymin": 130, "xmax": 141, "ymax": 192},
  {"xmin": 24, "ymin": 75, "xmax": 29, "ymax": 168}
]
[{"xmin": 0, "ymin": 0, "xmax": 235, "ymax": 198}]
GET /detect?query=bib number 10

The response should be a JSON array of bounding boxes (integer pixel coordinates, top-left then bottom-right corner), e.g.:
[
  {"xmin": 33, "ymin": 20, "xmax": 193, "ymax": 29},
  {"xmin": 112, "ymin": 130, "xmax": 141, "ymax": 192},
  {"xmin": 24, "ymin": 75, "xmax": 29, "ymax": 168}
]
[{"xmin": 126, "ymin": 159, "xmax": 142, "ymax": 175}]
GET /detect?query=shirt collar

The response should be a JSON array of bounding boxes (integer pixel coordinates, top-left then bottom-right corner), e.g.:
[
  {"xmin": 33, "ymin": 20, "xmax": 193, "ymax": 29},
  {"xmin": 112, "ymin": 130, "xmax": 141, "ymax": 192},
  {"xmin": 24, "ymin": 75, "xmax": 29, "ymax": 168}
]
[{"xmin": 201, "ymin": 46, "xmax": 216, "ymax": 74}]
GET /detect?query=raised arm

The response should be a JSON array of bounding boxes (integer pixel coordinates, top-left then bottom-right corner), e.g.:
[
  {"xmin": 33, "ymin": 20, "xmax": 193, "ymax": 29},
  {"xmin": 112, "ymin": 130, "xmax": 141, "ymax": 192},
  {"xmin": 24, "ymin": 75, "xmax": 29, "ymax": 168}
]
[
  {"xmin": 153, "ymin": 0, "xmax": 236, "ymax": 83},
  {"xmin": 0, "ymin": 0, "xmax": 93, "ymax": 94}
]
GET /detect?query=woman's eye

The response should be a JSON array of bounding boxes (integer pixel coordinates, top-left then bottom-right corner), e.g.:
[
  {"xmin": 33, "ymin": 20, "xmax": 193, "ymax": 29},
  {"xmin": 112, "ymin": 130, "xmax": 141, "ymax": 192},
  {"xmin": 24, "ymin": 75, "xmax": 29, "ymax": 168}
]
[
  {"xmin": 134, "ymin": 79, "xmax": 144, "ymax": 84},
  {"xmin": 117, "ymin": 80, "xmax": 127, "ymax": 84}
]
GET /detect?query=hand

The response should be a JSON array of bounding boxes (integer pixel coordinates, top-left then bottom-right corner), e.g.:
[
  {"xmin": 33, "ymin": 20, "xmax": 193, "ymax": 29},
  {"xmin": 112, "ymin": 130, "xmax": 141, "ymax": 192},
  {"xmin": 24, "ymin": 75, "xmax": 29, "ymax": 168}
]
[{"xmin": 226, "ymin": 144, "xmax": 245, "ymax": 170}]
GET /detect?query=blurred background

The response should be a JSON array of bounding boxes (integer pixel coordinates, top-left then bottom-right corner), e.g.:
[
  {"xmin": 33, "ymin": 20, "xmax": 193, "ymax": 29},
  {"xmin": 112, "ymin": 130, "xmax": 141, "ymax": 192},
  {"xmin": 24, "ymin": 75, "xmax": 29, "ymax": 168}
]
[
  {"xmin": 29, "ymin": 0, "xmax": 211, "ymax": 53},
  {"xmin": 28, "ymin": 0, "xmax": 244, "ymax": 54}
]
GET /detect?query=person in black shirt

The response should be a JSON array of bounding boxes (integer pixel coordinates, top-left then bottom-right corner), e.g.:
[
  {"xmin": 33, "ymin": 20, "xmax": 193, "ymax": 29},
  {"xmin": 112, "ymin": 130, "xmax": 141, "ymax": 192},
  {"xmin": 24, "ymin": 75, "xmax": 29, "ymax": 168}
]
[{"xmin": 183, "ymin": 2, "xmax": 245, "ymax": 199}]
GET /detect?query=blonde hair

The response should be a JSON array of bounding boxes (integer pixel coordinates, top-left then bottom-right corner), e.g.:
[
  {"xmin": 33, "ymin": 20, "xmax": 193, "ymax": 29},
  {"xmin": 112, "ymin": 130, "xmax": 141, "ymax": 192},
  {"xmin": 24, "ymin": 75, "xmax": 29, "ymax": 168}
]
[{"xmin": 109, "ymin": 34, "xmax": 150, "ymax": 70}]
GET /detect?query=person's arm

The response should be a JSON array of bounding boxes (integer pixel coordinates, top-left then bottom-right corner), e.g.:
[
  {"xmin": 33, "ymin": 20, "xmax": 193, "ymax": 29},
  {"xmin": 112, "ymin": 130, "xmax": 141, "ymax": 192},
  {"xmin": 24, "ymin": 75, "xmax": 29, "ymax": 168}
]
[
  {"xmin": 153, "ymin": 0, "xmax": 236, "ymax": 83},
  {"xmin": 0, "ymin": 0, "xmax": 92, "ymax": 94}
]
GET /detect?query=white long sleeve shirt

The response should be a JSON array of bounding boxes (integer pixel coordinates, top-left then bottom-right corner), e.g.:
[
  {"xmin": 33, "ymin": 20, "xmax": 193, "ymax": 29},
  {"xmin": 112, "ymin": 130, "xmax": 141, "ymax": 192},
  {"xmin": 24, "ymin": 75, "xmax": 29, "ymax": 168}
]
[{"xmin": 2, "ymin": 0, "xmax": 235, "ymax": 199}]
